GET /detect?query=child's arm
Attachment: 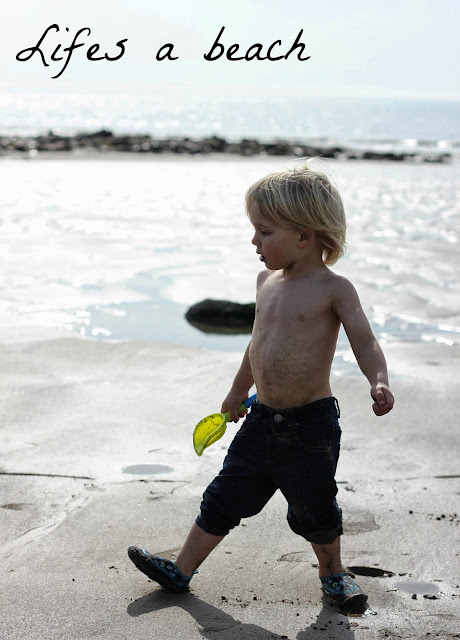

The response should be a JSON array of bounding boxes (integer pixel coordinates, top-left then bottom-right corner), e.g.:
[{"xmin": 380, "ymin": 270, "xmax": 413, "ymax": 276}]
[
  {"xmin": 221, "ymin": 342, "xmax": 254, "ymax": 422},
  {"xmin": 333, "ymin": 278, "xmax": 395, "ymax": 416},
  {"xmin": 221, "ymin": 270, "xmax": 267, "ymax": 422}
]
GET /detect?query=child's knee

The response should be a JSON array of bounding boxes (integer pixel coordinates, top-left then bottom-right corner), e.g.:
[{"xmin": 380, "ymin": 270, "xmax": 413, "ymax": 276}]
[
  {"xmin": 287, "ymin": 502, "xmax": 343, "ymax": 544},
  {"xmin": 196, "ymin": 487, "xmax": 269, "ymax": 536},
  {"xmin": 195, "ymin": 510, "xmax": 238, "ymax": 537}
]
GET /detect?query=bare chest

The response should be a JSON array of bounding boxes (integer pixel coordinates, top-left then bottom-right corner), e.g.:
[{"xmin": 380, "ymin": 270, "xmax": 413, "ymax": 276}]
[
  {"xmin": 253, "ymin": 279, "xmax": 334, "ymax": 334},
  {"xmin": 249, "ymin": 276, "xmax": 340, "ymax": 406}
]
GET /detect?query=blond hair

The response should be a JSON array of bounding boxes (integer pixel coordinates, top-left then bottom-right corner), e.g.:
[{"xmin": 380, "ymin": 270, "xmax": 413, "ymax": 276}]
[{"xmin": 245, "ymin": 164, "xmax": 346, "ymax": 265}]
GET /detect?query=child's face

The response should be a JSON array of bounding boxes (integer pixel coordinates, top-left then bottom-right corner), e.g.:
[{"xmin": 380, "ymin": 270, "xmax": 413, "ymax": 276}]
[{"xmin": 248, "ymin": 201, "xmax": 301, "ymax": 271}]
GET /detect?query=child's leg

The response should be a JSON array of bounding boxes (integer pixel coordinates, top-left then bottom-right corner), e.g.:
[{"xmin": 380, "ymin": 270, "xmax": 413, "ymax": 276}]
[
  {"xmin": 127, "ymin": 523, "xmax": 224, "ymax": 591},
  {"xmin": 174, "ymin": 522, "xmax": 225, "ymax": 575},
  {"xmin": 310, "ymin": 537, "xmax": 344, "ymax": 577},
  {"xmin": 128, "ymin": 406, "xmax": 273, "ymax": 589},
  {"xmin": 311, "ymin": 536, "xmax": 367, "ymax": 606}
]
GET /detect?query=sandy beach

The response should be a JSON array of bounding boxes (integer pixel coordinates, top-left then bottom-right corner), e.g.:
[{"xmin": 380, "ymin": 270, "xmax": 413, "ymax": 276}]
[{"xmin": 1, "ymin": 328, "xmax": 459, "ymax": 640}]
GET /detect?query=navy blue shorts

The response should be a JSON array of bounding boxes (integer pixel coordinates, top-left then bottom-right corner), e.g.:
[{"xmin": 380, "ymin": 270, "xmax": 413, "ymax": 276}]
[{"xmin": 196, "ymin": 397, "xmax": 343, "ymax": 545}]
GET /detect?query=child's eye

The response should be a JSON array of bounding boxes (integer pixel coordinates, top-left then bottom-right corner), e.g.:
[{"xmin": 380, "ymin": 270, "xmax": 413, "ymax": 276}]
[{"xmin": 260, "ymin": 230, "xmax": 270, "ymax": 236}]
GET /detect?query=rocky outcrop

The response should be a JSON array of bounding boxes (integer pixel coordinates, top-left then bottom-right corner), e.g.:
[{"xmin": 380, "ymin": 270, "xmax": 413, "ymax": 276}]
[{"xmin": 0, "ymin": 131, "xmax": 451, "ymax": 162}]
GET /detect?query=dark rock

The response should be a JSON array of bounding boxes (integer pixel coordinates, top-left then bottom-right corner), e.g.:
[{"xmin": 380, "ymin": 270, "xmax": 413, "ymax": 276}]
[
  {"xmin": 185, "ymin": 299, "xmax": 255, "ymax": 334},
  {"xmin": 111, "ymin": 135, "xmax": 152, "ymax": 152},
  {"xmin": 315, "ymin": 146, "xmax": 343, "ymax": 158},
  {"xmin": 361, "ymin": 151, "xmax": 414, "ymax": 161},
  {"xmin": 265, "ymin": 142, "xmax": 292, "ymax": 156},
  {"xmin": 204, "ymin": 136, "xmax": 228, "ymax": 152},
  {"xmin": 228, "ymin": 138, "xmax": 262, "ymax": 156},
  {"xmin": 86, "ymin": 129, "xmax": 113, "ymax": 139},
  {"xmin": 36, "ymin": 135, "xmax": 73, "ymax": 152},
  {"xmin": 423, "ymin": 153, "xmax": 451, "ymax": 163}
]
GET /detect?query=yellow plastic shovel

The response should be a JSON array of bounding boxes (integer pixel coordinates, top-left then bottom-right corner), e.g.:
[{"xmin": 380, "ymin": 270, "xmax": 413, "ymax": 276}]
[{"xmin": 193, "ymin": 394, "xmax": 257, "ymax": 456}]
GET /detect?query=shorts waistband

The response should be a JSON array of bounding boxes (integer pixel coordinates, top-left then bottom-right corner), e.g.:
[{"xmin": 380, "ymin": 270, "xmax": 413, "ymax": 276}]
[{"xmin": 251, "ymin": 396, "xmax": 340, "ymax": 422}]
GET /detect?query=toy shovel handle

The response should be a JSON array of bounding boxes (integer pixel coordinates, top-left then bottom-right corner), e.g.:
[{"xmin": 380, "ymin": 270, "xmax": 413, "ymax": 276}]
[{"xmin": 241, "ymin": 393, "xmax": 257, "ymax": 410}]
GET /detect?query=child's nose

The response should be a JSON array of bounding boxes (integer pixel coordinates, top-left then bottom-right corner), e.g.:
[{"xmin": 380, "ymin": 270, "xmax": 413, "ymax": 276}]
[{"xmin": 251, "ymin": 233, "xmax": 259, "ymax": 246}]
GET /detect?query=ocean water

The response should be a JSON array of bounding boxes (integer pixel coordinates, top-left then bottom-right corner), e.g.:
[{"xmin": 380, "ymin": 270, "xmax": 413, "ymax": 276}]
[
  {"xmin": 1, "ymin": 153, "xmax": 459, "ymax": 375},
  {"xmin": 1, "ymin": 91, "xmax": 459, "ymax": 153}
]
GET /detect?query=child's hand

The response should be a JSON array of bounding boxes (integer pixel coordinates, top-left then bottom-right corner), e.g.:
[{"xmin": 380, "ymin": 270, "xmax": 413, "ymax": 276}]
[
  {"xmin": 371, "ymin": 383, "xmax": 394, "ymax": 416},
  {"xmin": 221, "ymin": 390, "xmax": 249, "ymax": 423}
]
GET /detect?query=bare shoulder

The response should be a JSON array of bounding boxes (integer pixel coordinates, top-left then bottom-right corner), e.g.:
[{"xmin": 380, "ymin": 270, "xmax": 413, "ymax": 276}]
[
  {"xmin": 323, "ymin": 272, "xmax": 361, "ymax": 312},
  {"xmin": 256, "ymin": 269, "xmax": 271, "ymax": 291},
  {"xmin": 315, "ymin": 269, "xmax": 355, "ymax": 292},
  {"xmin": 326, "ymin": 272, "xmax": 358, "ymax": 294}
]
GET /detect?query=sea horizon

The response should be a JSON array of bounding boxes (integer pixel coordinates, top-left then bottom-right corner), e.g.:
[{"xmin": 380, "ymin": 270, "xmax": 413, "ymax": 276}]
[{"xmin": 1, "ymin": 91, "xmax": 459, "ymax": 149}]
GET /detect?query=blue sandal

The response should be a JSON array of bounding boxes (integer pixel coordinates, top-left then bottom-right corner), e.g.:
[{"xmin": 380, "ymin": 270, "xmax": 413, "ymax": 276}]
[
  {"xmin": 320, "ymin": 571, "xmax": 368, "ymax": 606},
  {"xmin": 128, "ymin": 546, "xmax": 197, "ymax": 592}
]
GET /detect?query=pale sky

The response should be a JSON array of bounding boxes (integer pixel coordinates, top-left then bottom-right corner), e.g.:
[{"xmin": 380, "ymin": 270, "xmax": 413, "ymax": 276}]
[{"xmin": 0, "ymin": 0, "xmax": 459, "ymax": 100}]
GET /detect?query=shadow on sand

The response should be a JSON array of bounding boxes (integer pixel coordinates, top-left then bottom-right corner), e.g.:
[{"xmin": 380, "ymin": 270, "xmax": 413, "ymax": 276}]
[{"xmin": 127, "ymin": 590, "xmax": 357, "ymax": 639}]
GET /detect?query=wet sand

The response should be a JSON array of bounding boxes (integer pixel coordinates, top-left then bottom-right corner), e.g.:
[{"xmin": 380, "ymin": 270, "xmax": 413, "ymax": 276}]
[{"xmin": 0, "ymin": 329, "xmax": 459, "ymax": 639}]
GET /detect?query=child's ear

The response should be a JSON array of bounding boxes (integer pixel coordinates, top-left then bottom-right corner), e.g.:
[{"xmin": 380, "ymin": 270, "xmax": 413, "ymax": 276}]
[{"xmin": 298, "ymin": 230, "xmax": 315, "ymax": 247}]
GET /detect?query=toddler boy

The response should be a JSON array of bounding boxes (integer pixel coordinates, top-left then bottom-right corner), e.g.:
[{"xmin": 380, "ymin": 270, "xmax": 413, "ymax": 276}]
[{"xmin": 128, "ymin": 164, "xmax": 394, "ymax": 607}]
